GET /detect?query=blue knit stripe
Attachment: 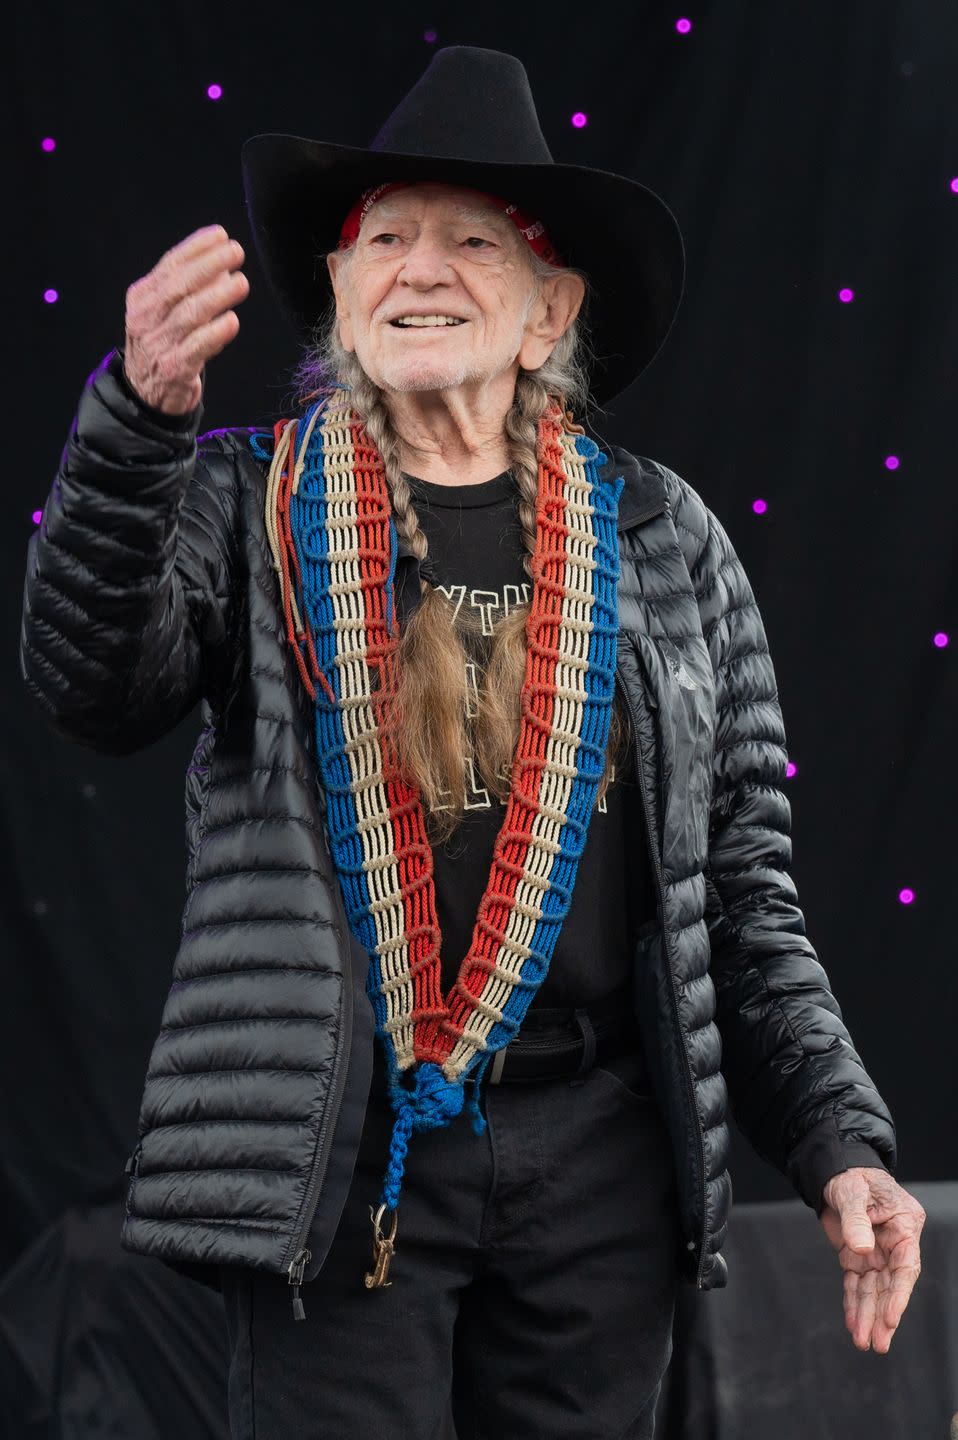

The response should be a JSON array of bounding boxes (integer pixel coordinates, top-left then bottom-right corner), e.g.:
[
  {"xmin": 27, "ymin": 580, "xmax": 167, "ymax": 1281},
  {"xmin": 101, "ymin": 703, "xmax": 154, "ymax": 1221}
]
[
  {"xmin": 477, "ymin": 436, "xmax": 625, "ymax": 1061},
  {"xmin": 287, "ymin": 410, "xmax": 390, "ymax": 1056}
]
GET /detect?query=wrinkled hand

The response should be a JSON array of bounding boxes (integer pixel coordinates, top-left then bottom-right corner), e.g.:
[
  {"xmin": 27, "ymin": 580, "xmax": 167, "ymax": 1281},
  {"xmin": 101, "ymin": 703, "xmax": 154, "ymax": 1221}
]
[
  {"xmin": 820, "ymin": 1166, "xmax": 925, "ymax": 1353},
  {"xmin": 123, "ymin": 224, "xmax": 249, "ymax": 416}
]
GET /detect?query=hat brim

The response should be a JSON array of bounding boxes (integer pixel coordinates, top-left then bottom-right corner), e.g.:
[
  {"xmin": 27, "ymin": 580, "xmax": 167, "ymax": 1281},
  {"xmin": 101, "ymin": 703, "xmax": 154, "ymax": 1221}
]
[{"xmin": 240, "ymin": 133, "xmax": 685, "ymax": 410}]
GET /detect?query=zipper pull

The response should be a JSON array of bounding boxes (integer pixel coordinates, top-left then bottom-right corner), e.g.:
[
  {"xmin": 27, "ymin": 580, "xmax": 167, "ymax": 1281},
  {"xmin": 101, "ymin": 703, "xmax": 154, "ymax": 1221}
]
[
  {"xmin": 124, "ymin": 1143, "xmax": 142, "ymax": 1217},
  {"xmin": 288, "ymin": 1248, "xmax": 311, "ymax": 1321}
]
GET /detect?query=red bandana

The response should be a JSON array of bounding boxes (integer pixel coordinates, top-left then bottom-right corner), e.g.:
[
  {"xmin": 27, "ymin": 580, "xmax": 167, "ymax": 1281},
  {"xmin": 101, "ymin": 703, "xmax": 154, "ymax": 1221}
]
[{"xmin": 337, "ymin": 181, "xmax": 565, "ymax": 268}]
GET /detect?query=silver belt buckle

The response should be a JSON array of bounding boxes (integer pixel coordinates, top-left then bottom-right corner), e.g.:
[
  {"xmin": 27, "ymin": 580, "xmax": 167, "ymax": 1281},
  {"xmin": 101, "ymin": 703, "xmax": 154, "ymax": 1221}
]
[{"xmin": 488, "ymin": 1047, "xmax": 508, "ymax": 1085}]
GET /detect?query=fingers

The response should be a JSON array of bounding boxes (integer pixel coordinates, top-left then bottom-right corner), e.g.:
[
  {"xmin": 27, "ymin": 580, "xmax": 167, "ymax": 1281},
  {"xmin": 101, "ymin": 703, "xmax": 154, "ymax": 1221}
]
[
  {"xmin": 171, "ymin": 307, "xmax": 242, "ymax": 374},
  {"xmin": 885, "ymin": 1255, "xmax": 921, "ymax": 1327},
  {"xmin": 160, "ymin": 223, "xmax": 234, "ymax": 266},
  {"xmin": 160, "ymin": 263, "xmax": 250, "ymax": 347},
  {"xmin": 842, "ymin": 1246, "xmax": 921, "ymax": 1352},
  {"xmin": 136, "ymin": 236, "xmax": 248, "ymax": 332}
]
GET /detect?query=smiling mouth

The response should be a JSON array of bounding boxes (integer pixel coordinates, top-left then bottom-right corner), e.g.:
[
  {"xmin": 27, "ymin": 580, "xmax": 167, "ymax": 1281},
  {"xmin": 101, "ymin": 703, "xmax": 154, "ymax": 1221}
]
[{"xmin": 387, "ymin": 319, "xmax": 470, "ymax": 331}]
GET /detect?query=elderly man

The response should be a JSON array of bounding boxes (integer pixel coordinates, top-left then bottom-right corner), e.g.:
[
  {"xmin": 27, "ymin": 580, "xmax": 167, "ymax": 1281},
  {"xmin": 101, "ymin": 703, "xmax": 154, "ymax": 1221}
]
[{"xmin": 20, "ymin": 44, "xmax": 922, "ymax": 1440}]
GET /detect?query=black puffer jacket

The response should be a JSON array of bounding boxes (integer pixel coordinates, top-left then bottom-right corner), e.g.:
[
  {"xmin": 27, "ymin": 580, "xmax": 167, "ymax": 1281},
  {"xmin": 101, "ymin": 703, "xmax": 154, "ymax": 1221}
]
[{"xmin": 20, "ymin": 348, "xmax": 897, "ymax": 1298}]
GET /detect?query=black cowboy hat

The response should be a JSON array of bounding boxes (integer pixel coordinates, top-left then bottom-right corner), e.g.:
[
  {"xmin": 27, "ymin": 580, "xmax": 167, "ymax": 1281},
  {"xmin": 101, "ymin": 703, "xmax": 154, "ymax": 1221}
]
[{"xmin": 241, "ymin": 45, "xmax": 685, "ymax": 409}]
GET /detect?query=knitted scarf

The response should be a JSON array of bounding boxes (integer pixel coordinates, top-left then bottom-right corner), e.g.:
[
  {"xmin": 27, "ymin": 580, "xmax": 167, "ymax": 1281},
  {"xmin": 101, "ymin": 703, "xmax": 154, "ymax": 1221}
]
[{"xmin": 260, "ymin": 387, "xmax": 623, "ymax": 1285}]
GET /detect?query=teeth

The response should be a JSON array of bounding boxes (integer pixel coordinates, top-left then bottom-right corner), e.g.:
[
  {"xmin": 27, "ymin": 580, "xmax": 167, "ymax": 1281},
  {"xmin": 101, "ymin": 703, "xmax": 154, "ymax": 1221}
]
[{"xmin": 393, "ymin": 315, "xmax": 466, "ymax": 327}]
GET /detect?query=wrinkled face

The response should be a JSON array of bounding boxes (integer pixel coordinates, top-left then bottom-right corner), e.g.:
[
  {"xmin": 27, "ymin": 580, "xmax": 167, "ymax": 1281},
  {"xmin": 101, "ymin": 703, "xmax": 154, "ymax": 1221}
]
[{"xmin": 326, "ymin": 182, "xmax": 564, "ymax": 394}]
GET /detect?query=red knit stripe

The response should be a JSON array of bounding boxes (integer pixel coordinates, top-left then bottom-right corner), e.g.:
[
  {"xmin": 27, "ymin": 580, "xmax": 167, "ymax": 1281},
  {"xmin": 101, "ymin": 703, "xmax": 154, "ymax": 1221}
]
[{"xmin": 439, "ymin": 407, "xmax": 569, "ymax": 1056}]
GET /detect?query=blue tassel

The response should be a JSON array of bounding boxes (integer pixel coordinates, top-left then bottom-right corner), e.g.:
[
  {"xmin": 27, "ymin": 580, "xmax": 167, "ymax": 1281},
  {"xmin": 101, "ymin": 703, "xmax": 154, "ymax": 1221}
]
[{"xmin": 379, "ymin": 1062, "xmax": 466, "ymax": 1212}]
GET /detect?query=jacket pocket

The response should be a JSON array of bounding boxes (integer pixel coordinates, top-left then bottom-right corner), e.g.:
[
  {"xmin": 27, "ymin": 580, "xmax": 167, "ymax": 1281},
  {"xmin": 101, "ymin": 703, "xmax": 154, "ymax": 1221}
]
[
  {"xmin": 631, "ymin": 633, "xmax": 715, "ymax": 874},
  {"xmin": 183, "ymin": 711, "xmax": 217, "ymax": 897}
]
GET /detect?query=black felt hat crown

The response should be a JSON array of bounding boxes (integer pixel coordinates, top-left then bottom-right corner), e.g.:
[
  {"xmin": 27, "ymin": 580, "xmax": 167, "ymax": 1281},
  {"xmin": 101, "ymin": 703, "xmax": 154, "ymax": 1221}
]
[{"xmin": 241, "ymin": 45, "xmax": 685, "ymax": 408}]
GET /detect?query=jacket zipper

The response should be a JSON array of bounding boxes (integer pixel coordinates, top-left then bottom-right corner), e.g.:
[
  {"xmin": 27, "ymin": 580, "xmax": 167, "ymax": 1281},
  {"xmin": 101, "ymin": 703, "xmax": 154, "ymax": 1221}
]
[
  {"xmin": 617, "ymin": 638, "xmax": 709, "ymax": 1287},
  {"xmin": 282, "ymin": 923, "xmax": 355, "ymax": 1321}
]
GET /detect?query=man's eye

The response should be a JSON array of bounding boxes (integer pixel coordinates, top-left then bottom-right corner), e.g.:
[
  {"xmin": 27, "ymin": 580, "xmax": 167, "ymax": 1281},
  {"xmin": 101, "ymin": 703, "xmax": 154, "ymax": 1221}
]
[{"xmin": 367, "ymin": 233, "xmax": 493, "ymax": 249}]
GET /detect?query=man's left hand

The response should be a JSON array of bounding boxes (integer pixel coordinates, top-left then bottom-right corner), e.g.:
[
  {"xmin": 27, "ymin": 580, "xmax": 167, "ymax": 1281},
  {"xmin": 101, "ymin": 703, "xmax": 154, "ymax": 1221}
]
[{"xmin": 820, "ymin": 1167, "xmax": 925, "ymax": 1353}]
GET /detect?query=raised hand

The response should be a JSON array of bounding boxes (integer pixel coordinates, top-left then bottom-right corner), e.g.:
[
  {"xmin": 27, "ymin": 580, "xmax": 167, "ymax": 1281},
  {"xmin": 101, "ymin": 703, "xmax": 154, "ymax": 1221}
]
[{"xmin": 122, "ymin": 224, "xmax": 250, "ymax": 416}]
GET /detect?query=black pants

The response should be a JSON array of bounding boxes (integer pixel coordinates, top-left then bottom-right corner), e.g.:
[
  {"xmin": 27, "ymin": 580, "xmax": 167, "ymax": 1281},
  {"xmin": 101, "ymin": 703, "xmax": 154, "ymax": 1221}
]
[{"xmin": 221, "ymin": 1040, "xmax": 681, "ymax": 1439}]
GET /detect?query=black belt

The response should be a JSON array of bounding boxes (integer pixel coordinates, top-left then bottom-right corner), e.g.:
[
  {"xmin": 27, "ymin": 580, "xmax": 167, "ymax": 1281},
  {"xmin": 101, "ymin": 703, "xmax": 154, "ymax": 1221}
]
[{"xmin": 369, "ymin": 988, "xmax": 647, "ymax": 1095}]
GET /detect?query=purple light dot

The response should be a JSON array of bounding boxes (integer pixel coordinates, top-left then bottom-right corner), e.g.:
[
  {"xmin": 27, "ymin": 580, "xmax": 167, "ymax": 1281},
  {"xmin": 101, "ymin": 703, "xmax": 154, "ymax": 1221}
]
[
  {"xmin": 933, "ymin": 631, "xmax": 949, "ymax": 648},
  {"xmin": 676, "ymin": 17, "xmax": 693, "ymax": 33},
  {"xmin": 838, "ymin": 287, "xmax": 855, "ymax": 303},
  {"xmin": 571, "ymin": 112, "xmax": 588, "ymax": 129},
  {"xmin": 41, "ymin": 136, "xmax": 56, "ymax": 152},
  {"xmin": 207, "ymin": 83, "xmax": 222, "ymax": 100},
  {"xmin": 898, "ymin": 888, "xmax": 915, "ymax": 905},
  {"xmin": 752, "ymin": 498, "xmax": 768, "ymax": 515},
  {"xmin": 950, "ymin": 178, "xmax": 958, "ymax": 193},
  {"xmin": 884, "ymin": 455, "xmax": 900, "ymax": 470},
  {"xmin": 32, "ymin": 509, "xmax": 43, "ymax": 525},
  {"xmin": 43, "ymin": 288, "xmax": 58, "ymax": 304},
  {"xmin": 785, "ymin": 761, "xmax": 797, "ymax": 778},
  {"xmin": 423, "ymin": 28, "xmax": 437, "ymax": 42}
]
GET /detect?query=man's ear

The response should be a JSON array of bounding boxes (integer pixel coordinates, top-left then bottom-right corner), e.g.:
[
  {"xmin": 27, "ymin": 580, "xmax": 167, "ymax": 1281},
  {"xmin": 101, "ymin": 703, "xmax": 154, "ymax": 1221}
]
[
  {"xmin": 518, "ymin": 271, "xmax": 586, "ymax": 371},
  {"xmin": 326, "ymin": 251, "xmax": 354, "ymax": 353}
]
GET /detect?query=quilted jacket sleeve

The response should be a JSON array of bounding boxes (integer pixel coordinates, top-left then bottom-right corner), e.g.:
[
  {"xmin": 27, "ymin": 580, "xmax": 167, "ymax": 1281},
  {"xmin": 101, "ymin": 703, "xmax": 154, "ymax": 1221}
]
[
  {"xmin": 671, "ymin": 472, "xmax": 898, "ymax": 1219},
  {"xmin": 20, "ymin": 347, "xmax": 239, "ymax": 755}
]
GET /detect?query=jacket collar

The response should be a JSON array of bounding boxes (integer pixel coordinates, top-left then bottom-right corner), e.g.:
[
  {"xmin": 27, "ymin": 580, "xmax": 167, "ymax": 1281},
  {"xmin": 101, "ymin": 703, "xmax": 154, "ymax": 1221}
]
[
  {"xmin": 392, "ymin": 446, "xmax": 665, "ymax": 565},
  {"xmin": 601, "ymin": 445, "xmax": 668, "ymax": 531}
]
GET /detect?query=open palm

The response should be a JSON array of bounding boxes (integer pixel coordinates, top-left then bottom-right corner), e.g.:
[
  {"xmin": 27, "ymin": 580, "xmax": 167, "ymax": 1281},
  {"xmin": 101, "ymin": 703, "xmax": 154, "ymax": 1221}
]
[{"xmin": 820, "ymin": 1166, "xmax": 925, "ymax": 1353}]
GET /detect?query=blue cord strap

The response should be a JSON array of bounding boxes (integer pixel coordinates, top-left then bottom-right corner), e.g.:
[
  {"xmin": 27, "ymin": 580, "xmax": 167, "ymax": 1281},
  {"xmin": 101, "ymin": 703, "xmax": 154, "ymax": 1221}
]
[{"xmin": 365, "ymin": 1058, "xmax": 491, "ymax": 1288}]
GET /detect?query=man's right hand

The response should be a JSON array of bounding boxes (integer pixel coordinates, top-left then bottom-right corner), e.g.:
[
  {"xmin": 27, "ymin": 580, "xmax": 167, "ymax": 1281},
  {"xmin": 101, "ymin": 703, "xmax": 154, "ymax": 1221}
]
[{"xmin": 123, "ymin": 224, "xmax": 250, "ymax": 416}]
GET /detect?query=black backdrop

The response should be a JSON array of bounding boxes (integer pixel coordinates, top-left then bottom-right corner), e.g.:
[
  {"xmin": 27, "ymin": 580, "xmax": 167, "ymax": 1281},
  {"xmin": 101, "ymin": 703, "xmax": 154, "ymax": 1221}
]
[{"xmin": 4, "ymin": 0, "xmax": 956, "ymax": 1278}]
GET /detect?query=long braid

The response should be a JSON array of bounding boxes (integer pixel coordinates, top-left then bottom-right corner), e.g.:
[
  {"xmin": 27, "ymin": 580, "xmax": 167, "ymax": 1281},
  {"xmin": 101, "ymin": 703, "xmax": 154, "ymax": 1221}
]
[
  {"xmin": 483, "ymin": 370, "xmax": 629, "ymax": 801},
  {"xmin": 504, "ymin": 370, "xmax": 553, "ymax": 573},
  {"xmin": 347, "ymin": 371, "xmax": 432, "ymax": 581}
]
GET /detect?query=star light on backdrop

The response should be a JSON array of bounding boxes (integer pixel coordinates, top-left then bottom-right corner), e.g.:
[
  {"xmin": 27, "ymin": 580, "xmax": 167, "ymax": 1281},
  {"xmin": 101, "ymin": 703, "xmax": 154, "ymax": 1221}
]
[{"xmin": 29, "ymin": 31, "xmax": 954, "ymax": 916}]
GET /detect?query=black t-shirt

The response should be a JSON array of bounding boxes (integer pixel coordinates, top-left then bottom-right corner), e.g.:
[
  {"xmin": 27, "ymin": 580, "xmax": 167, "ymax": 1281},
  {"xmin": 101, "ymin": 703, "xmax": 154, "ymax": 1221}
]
[{"xmin": 404, "ymin": 468, "xmax": 653, "ymax": 1011}]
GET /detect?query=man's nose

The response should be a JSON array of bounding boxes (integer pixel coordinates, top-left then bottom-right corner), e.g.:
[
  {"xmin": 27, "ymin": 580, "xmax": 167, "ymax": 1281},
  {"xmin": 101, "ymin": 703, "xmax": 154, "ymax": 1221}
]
[{"xmin": 397, "ymin": 236, "xmax": 456, "ymax": 284}]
